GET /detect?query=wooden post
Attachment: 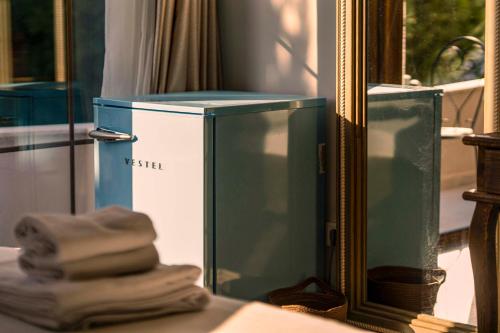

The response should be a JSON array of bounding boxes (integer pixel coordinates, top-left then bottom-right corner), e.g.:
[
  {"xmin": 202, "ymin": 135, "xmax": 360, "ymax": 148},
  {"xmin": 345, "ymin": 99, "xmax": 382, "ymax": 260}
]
[
  {"xmin": 484, "ymin": 0, "xmax": 500, "ymax": 133},
  {"xmin": 53, "ymin": 0, "xmax": 66, "ymax": 82},
  {"xmin": 463, "ymin": 133, "xmax": 500, "ymax": 332},
  {"xmin": 0, "ymin": 0, "xmax": 12, "ymax": 83},
  {"xmin": 367, "ymin": 0, "xmax": 404, "ymax": 84}
]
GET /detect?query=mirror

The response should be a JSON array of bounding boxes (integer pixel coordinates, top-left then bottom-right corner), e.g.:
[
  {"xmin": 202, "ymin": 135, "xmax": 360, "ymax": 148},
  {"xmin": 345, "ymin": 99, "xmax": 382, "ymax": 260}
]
[
  {"xmin": 0, "ymin": 0, "xmax": 74, "ymax": 243},
  {"xmin": 334, "ymin": 0, "xmax": 497, "ymax": 331},
  {"xmin": 366, "ymin": 0, "xmax": 483, "ymax": 328}
]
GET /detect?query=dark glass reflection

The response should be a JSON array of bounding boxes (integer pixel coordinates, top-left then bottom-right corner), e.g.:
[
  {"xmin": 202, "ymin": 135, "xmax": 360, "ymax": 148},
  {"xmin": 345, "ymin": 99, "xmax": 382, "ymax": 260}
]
[
  {"xmin": 11, "ymin": 0, "xmax": 55, "ymax": 82},
  {"xmin": 71, "ymin": 0, "xmax": 105, "ymax": 213},
  {"xmin": 0, "ymin": 0, "xmax": 70, "ymax": 246},
  {"xmin": 367, "ymin": 0, "xmax": 484, "ymax": 324},
  {"xmin": 73, "ymin": 0, "xmax": 104, "ymax": 124}
]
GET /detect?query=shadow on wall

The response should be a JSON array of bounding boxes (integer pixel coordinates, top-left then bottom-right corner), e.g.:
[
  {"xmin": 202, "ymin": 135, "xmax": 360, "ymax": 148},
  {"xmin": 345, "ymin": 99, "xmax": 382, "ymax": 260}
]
[
  {"xmin": 217, "ymin": 0, "xmax": 337, "ymax": 235},
  {"xmin": 219, "ymin": 0, "xmax": 317, "ymax": 96}
]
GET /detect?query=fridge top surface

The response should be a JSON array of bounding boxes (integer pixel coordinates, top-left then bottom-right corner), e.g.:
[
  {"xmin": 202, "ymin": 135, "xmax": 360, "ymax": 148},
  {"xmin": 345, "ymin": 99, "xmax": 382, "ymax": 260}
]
[
  {"xmin": 93, "ymin": 91, "xmax": 326, "ymax": 116},
  {"xmin": 367, "ymin": 84, "xmax": 443, "ymax": 101}
]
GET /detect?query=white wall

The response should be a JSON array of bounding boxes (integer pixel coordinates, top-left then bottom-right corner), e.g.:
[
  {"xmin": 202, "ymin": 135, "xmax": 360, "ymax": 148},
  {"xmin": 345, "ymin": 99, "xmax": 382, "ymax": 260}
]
[{"xmin": 218, "ymin": 0, "xmax": 337, "ymax": 224}]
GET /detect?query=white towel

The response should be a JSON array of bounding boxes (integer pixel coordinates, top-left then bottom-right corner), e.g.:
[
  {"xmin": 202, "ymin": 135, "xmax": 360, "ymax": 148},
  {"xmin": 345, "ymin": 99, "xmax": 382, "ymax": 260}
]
[
  {"xmin": 14, "ymin": 206, "xmax": 159, "ymax": 280},
  {"xmin": 14, "ymin": 206, "xmax": 156, "ymax": 262},
  {"xmin": 0, "ymin": 248, "xmax": 210, "ymax": 330},
  {"xmin": 18, "ymin": 244, "xmax": 159, "ymax": 280}
]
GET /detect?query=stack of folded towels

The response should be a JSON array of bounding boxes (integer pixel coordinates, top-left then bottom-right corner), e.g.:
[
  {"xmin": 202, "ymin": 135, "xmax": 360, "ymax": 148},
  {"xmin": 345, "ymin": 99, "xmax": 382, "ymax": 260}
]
[{"xmin": 0, "ymin": 206, "xmax": 210, "ymax": 330}]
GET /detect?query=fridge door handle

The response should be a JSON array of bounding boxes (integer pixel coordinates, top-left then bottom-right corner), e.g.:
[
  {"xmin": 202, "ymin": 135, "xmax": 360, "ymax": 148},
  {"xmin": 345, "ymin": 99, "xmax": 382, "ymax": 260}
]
[{"xmin": 88, "ymin": 127, "xmax": 136, "ymax": 142}]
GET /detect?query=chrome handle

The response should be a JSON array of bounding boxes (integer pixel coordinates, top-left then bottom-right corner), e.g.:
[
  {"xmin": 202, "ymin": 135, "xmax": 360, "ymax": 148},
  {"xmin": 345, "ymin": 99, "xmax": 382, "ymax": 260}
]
[{"xmin": 88, "ymin": 127, "xmax": 136, "ymax": 142}]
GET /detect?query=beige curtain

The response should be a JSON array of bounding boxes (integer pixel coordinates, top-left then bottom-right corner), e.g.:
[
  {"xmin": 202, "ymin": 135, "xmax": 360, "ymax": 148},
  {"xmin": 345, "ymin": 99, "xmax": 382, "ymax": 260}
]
[
  {"xmin": 151, "ymin": 0, "xmax": 221, "ymax": 93},
  {"xmin": 0, "ymin": 0, "xmax": 12, "ymax": 84}
]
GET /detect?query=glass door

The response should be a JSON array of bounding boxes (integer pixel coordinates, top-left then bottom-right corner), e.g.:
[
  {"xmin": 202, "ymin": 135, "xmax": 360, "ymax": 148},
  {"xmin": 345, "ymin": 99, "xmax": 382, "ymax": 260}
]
[
  {"xmin": 0, "ymin": 0, "xmax": 71, "ymax": 246},
  {"xmin": 70, "ymin": 0, "xmax": 104, "ymax": 214},
  {"xmin": 366, "ymin": 0, "xmax": 484, "ymax": 325}
]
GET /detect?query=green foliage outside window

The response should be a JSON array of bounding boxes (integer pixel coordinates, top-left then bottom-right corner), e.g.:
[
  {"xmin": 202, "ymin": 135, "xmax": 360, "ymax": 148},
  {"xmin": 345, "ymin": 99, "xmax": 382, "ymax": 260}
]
[{"xmin": 406, "ymin": 0, "xmax": 485, "ymax": 86}]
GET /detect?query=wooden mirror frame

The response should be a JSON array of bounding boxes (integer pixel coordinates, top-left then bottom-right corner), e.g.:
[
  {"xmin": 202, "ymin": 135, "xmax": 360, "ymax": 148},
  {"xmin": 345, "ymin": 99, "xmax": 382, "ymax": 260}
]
[{"xmin": 335, "ymin": 0, "xmax": 499, "ymax": 332}]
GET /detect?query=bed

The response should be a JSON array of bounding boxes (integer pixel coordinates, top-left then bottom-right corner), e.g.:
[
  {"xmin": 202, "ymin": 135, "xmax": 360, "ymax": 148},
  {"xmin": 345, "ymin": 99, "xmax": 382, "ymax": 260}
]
[{"xmin": 0, "ymin": 295, "xmax": 371, "ymax": 333}]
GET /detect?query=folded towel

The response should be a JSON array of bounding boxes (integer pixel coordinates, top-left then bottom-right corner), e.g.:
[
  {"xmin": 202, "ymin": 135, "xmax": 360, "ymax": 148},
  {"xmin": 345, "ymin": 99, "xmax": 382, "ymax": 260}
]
[
  {"xmin": 0, "ymin": 248, "xmax": 210, "ymax": 330},
  {"xmin": 14, "ymin": 206, "xmax": 159, "ymax": 280},
  {"xmin": 18, "ymin": 244, "xmax": 159, "ymax": 280},
  {"xmin": 14, "ymin": 206, "xmax": 156, "ymax": 262}
]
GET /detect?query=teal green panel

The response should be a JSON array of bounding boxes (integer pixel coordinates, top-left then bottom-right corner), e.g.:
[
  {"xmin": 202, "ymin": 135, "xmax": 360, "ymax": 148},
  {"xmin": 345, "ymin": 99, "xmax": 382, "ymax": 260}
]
[
  {"xmin": 214, "ymin": 107, "xmax": 324, "ymax": 300},
  {"xmin": 0, "ymin": 82, "xmax": 75, "ymax": 126},
  {"xmin": 0, "ymin": 96, "xmax": 32, "ymax": 127},
  {"xmin": 367, "ymin": 85, "xmax": 442, "ymax": 270},
  {"xmin": 203, "ymin": 117, "xmax": 215, "ymax": 290}
]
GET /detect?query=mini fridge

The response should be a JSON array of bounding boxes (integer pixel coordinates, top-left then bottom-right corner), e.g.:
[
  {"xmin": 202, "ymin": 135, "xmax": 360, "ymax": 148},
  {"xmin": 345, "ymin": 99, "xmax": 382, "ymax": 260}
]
[{"xmin": 91, "ymin": 91, "xmax": 326, "ymax": 300}]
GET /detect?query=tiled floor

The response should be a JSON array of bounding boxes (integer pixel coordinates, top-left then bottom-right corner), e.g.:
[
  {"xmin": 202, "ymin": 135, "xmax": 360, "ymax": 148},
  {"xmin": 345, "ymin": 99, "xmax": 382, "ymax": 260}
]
[{"xmin": 434, "ymin": 247, "xmax": 476, "ymax": 326}]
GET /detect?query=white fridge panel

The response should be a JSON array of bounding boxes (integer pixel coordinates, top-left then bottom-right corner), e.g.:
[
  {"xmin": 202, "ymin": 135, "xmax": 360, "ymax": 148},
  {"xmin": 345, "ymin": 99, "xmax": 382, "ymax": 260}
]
[
  {"xmin": 95, "ymin": 108, "xmax": 205, "ymax": 285},
  {"xmin": 130, "ymin": 111, "xmax": 205, "ymax": 277}
]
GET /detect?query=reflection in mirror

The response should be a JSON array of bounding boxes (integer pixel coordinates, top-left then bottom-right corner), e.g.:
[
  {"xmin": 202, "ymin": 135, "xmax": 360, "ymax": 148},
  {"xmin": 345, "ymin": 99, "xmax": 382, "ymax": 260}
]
[
  {"xmin": 0, "ymin": 0, "xmax": 75, "ymax": 246},
  {"xmin": 366, "ymin": 0, "xmax": 484, "ymax": 326}
]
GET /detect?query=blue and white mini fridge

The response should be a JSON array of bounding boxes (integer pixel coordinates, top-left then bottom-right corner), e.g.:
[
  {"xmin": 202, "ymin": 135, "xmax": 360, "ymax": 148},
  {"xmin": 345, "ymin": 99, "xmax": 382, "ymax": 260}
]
[{"xmin": 91, "ymin": 91, "xmax": 326, "ymax": 300}]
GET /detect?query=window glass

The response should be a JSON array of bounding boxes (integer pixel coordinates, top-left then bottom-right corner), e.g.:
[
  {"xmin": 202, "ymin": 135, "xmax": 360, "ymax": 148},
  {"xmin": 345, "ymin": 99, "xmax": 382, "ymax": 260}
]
[{"xmin": 0, "ymin": 0, "xmax": 70, "ymax": 246}]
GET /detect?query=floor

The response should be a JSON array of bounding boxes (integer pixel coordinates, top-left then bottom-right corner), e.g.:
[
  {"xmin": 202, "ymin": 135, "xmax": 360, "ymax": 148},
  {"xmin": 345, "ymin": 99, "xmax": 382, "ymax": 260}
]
[
  {"xmin": 435, "ymin": 181, "xmax": 477, "ymax": 326},
  {"xmin": 434, "ymin": 247, "xmax": 476, "ymax": 326}
]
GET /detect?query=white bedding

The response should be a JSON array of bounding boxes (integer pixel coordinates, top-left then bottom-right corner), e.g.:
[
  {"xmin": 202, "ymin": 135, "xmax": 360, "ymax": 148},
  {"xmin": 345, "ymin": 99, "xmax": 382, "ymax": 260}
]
[
  {"xmin": 0, "ymin": 296, "xmax": 243, "ymax": 333},
  {"xmin": 0, "ymin": 296, "xmax": 373, "ymax": 333},
  {"xmin": 0, "ymin": 248, "xmax": 371, "ymax": 332}
]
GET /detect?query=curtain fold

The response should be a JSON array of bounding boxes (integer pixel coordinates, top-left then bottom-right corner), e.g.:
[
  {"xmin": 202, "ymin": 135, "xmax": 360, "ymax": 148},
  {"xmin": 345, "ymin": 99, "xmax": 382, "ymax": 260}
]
[
  {"xmin": 151, "ymin": 0, "xmax": 221, "ymax": 93},
  {"xmin": 101, "ymin": 0, "xmax": 221, "ymax": 97}
]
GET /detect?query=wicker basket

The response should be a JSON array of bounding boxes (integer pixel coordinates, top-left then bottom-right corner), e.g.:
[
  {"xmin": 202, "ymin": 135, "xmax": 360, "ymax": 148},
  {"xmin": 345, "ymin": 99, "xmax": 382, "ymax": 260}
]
[
  {"xmin": 367, "ymin": 266, "xmax": 446, "ymax": 315},
  {"xmin": 267, "ymin": 277, "xmax": 348, "ymax": 321}
]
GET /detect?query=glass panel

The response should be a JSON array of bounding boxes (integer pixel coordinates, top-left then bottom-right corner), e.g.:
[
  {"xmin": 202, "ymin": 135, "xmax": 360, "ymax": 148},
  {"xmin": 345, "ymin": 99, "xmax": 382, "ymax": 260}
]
[
  {"xmin": 366, "ymin": 0, "xmax": 484, "ymax": 325},
  {"xmin": 0, "ymin": 0, "xmax": 71, "ymax": 246},
  {"xmin": 71, "ymin": 0, "xmax": 163, "ymax": 215},
  {"xmin": 72, "ymin": 0, "xmax": 105, "ymax": 213},
  {"xmin": 215, "ymin": 108, "xmax": 323, "ymax": 300}
]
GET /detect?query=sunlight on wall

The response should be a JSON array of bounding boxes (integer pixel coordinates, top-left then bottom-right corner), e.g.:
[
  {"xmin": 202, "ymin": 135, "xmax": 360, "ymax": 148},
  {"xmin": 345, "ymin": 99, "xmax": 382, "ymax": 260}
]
[
  {"xmin": 275, "ymin": 41, "xmax": 292, "ymax": 77},
  {"xmin": 272, "ymin": 0, "xmax": 318, "ymax": 95},
  {"xmin": 434, "ymin": 248, "xmax": 476, "ymax": 325},
  {"xmin": 280, "ymin": 2, "xmax": 302, "ymax": 36},
  {"xmin": 219, "ymin": 0, "xmax": 319, "ymax": 96}
]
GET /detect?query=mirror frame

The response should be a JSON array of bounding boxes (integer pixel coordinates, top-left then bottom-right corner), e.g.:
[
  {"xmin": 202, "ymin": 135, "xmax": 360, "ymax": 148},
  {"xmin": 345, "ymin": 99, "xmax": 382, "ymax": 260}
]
[{"xmin": 335, "ymin": 0, "xmax": 496, "ymax": 331}]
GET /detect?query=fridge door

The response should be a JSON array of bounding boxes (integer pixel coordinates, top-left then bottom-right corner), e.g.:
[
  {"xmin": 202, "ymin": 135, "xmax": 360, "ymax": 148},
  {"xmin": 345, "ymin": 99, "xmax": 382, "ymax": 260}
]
[
  {"xmin": 213, "ymin": 107, "xmax": 325, "ymax": 300},
  {"xmin": 94, "ymin": 106, "xmax": 206, "ymax": 283}
]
